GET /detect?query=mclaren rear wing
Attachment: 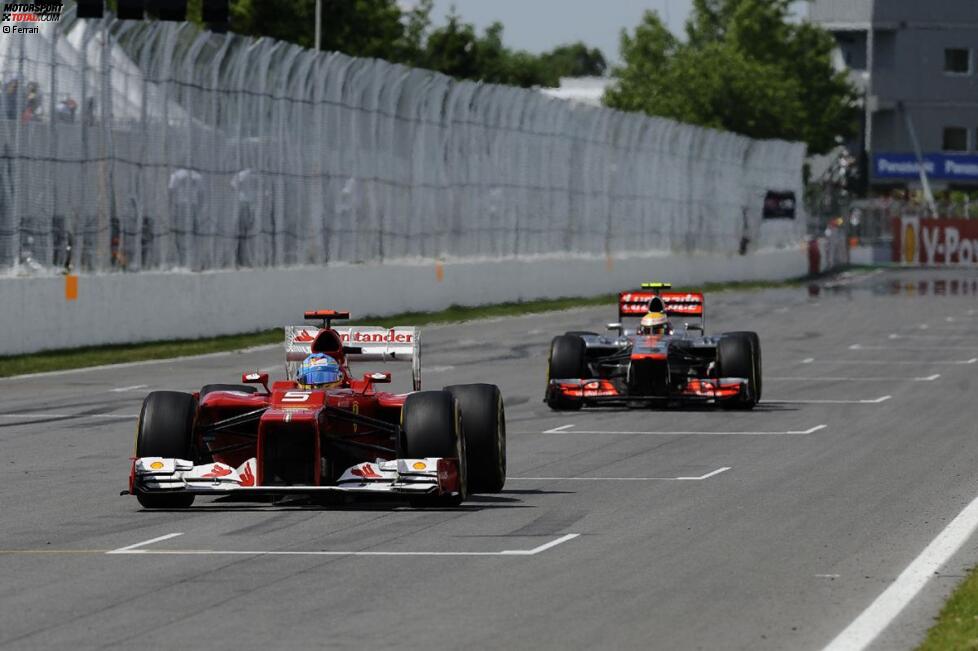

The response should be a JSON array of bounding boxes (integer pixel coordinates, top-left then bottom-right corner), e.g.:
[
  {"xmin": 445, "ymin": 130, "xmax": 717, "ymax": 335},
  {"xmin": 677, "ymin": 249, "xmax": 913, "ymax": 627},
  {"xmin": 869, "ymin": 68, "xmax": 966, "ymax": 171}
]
[
  {"xmin": 618, "ymin": 290, "xmax": 706, "ymax": 329},
  {"xmin": 284, "ymin": 325, "xmax": 421, "ymax": 390}
]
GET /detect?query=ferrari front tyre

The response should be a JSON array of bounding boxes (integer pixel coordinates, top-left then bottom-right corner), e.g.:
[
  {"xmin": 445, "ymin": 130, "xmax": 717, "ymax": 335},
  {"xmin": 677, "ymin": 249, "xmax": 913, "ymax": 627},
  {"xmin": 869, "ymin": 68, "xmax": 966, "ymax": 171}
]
[
  {"xmin": 402, "ymin": 391, "xmax": 467, "ymax": 506},
  {"xmin": 547, "ymin": 335, "xmax": 586, "ymax": 411},
  {"xmin": 717, "ymin": 334, "xmax": 759, "ymax": 410},
  {"xmin": 444, "ymin": 383, "xmax": 506, "ymax": 494},
  {"xmin": 135, "ymin": 391, "xmax": 197, "ymax": 509}
]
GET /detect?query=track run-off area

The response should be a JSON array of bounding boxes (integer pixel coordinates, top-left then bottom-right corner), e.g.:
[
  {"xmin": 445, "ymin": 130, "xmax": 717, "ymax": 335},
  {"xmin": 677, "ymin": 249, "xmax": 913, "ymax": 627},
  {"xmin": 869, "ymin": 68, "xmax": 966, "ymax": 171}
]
[{"xmin": 3, "ymin": 267, "xmax": 978, "ymax": 650}]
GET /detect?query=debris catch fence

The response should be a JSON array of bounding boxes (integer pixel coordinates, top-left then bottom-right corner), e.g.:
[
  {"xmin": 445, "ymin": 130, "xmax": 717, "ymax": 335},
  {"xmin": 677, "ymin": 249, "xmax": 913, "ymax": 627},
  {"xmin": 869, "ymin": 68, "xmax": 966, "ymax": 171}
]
[{"xmin": 0, "ymin": 15, "xmax": 806, "ymax": 273}]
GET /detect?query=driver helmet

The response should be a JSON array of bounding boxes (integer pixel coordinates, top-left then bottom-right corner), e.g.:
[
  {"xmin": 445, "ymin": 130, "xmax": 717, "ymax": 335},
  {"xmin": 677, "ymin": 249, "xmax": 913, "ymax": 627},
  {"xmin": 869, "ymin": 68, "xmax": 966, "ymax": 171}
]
[
  {"xmin": 297, "ymin": 353, "xmax": 343, "ymax": 388},
  {"xmin": 638, "ymin": 311, "xmax": 670, "ymax": 336}
]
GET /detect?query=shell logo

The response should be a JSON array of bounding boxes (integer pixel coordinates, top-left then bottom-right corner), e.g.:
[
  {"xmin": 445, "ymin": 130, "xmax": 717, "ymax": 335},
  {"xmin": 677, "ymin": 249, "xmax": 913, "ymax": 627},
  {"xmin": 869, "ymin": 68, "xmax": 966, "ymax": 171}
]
[
  {"xmin": 903, "ymin": 222, "xmax": 917, "ymax": 263},
  {"xmin": 150, "ymin": 461, "xmax": 164, "ymax": 470},
  {"xmin": 412, "ymin": 461, "xmax": 427, "ymax": 470}
]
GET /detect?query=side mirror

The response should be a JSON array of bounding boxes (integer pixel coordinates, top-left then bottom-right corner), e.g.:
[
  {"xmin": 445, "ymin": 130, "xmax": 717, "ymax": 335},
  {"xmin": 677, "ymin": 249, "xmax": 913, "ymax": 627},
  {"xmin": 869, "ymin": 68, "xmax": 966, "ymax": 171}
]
[
  {"xmin": 606, "ymin": 322, "xmax": 623, "ymax": 336},
  {"xmin": 365, "ymin": 371, "xmax": 391, "ymax": 384},
  {"xmin": 685, "ymin": 323, "xmax": 704, "ymax": 333},
  {"xmin": 242, "ymin": 371, "xmax": 269, "ymax": 393}
]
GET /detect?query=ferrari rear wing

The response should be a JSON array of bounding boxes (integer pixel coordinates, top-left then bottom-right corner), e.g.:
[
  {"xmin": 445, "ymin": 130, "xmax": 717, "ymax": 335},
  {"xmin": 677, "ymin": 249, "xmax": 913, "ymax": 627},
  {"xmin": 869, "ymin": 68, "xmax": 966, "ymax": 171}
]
[{"xmin": 284, "ymin": 325, "xmax": 422, "ymax": 390}]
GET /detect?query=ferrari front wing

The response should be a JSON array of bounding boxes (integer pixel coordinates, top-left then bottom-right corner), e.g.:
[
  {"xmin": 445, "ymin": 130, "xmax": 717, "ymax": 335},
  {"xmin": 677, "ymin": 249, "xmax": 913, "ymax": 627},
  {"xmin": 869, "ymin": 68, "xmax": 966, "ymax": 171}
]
[{"xmin": 129, "ymin": 456, "xmax": 461, "ymax": 498}]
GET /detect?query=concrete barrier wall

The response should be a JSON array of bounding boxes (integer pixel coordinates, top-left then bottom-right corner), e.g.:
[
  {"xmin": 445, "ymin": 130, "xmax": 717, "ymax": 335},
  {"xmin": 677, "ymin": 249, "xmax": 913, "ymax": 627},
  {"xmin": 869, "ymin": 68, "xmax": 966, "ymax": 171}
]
[{"xmin": 0, "ymin": 247, "xmax": 805, "ymax": 356}]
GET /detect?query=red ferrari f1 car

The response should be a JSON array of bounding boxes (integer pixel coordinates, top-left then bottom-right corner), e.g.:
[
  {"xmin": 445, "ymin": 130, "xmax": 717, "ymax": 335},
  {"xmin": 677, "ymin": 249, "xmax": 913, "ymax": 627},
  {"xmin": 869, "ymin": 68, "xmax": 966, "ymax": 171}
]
[
  {"xmin": 128, "ymin": 310, "xmax": 506, "ymax": 508},
  {"xmin": 545, "ymin": 283, "xmax": 762, "ymax": 410}
]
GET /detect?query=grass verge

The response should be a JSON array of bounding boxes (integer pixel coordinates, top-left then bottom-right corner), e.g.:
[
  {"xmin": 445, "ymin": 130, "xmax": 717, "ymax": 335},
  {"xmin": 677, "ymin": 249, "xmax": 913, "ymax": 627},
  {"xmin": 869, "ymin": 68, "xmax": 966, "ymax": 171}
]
[
  {"xmin": 0, "ymin": 271, "xmax": 847, "ymax": 379},
  {"xmin": 918, "ymin": 567, "xmax": 978, "ymax": 650}
]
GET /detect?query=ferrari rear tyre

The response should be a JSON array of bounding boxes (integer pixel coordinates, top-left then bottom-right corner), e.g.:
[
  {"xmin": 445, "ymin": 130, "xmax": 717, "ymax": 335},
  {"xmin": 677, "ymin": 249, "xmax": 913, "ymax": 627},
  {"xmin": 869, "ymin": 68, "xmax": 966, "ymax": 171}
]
[
  {"xmin": 444, "ymin": 384, "xmax": 506, "ymax": 493},
  {"xmin": 199, "ymin": 384, "xmax": 258, "ymax": 399},
  {"xmin": 547, "ymin": 335, "xmax": 586, "ymax": 411},
  {"xmin": 135, "ymin": 391, "xmax": 197, "ymax": 508},
  {"xmin": 402, "ymin": 391, "xmax": 467, "ymax": 505},
  {"xmin": 717, "ymin": 334, "xmax": 759, "ymax": 410}
]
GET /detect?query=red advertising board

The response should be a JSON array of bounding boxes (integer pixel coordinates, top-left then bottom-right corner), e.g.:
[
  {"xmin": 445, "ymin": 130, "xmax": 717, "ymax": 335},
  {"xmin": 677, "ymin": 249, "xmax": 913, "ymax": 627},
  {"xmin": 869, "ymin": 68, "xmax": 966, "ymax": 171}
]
[{"xmin": 892, "ymin": 217, "xmax": 978, "ymax": 265}]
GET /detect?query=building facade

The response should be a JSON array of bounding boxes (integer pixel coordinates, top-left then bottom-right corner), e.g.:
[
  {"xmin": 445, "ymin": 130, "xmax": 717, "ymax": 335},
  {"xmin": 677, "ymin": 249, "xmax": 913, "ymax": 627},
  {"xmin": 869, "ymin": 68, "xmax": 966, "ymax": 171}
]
[{"xmin": 811, "ymin": 0, "xmax": 978, "ymax": 188}]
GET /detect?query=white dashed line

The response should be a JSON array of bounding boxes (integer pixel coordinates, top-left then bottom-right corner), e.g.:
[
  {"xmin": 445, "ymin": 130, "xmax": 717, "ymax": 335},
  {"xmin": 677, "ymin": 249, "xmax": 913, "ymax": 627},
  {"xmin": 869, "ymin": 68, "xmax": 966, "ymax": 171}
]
[
  {"xmin": 769, "ymin": 375, "xmax": 940, "ymax": 382},
  {"xmin": 520, "ymin": 425, "xmax": 826, "ymax": 436},
  {"xmin": 107, "ymin": 532, "xmax": 184, "ymax": 554},
  {"xmin": 543, "ymin": 424, "xmax": 576, "ymax": 433},
  {"xmin": 109, "ymin": 384, "xmax": 148, "ymax": 393},
  {"xmin": 106, "ymin": 533, "xmax": 580, "ymax": 557},
  {"xmin": 511, "ymin": 467, "xmax": 731, "ymax": 482},
  {"xmin": 763, "ymin": 395, "xmax": 891, "ymax": 405}
]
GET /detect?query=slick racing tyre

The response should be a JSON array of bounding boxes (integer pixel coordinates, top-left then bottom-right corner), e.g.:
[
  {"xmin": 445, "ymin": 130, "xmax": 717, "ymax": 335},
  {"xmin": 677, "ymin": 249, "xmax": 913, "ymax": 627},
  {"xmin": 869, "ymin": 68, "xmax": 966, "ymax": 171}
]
[
  {"xmin": 564, "ymin": 331, "xmax": 598, "ymax": 337},
  {"xmin": 723, "ymin": 331, "xmax": 762, "ymax": 400},
  {"xmin": 717, "ymin": 334, "xmax": 760, "ymax": 410},
  {"xmin": 444, "ymin": 384, "xmax": 506, "ymax": 493},
  {"xmin": 199, "ymin": 384, "xmax": 259, "ymax": 399},
  {"xmin": 547, "ymin": 335, "xmax": 586, "ymax": 411},
  {"xmin": 135, "ymin": 391, "xmax": 197, "ymax": 508},
  {"xmin": 402, "ymin": 391, "xmax": 467, "ymax": 506}
]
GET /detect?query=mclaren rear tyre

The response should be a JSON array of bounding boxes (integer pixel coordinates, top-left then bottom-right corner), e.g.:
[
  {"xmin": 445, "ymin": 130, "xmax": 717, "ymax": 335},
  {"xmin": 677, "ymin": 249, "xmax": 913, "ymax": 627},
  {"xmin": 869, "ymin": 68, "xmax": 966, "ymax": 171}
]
[
  {"xmin": 723, "ymin": 331, "xmax": 762, "ymax": 400},
  {"xmin": 717, "ymin": 334, "xmax": 760, "ymax": 410},
  {"xmin": 135, "ymin": 391, "xmax": 198, "ymax": 509},
  {"xmin": 402, "ymin": 391, "xmax": 467, "ymax": 507},
  {"xmin": 444, "ymin": 384, "xmax": 506, "ymax": 493},
  {"xmin": 547, "ymin": 334, "xmax": 586, "ymax": 411}
]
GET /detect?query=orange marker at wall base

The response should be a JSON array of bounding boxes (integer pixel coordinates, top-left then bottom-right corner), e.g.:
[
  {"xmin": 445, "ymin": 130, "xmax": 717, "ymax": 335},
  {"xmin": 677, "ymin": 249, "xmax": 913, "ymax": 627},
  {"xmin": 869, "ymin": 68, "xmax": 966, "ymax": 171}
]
[
  {"xmin": 435, "ymin": 261, "xmax": 445, "ymax": 282},
  {"xmin": 64, "ymin": 274, "xmax": 78, "ymax": 301}
]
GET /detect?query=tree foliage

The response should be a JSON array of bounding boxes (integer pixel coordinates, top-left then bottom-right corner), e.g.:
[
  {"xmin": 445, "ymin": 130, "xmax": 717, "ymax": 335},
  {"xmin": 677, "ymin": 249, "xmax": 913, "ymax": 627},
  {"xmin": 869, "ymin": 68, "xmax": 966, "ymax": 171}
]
[
  {"xmin": 226, "ymin": 0, "xmax": 604, "ymax": 89},
  {"xmin": 604, "ymin": 0, "xmax": 858, "ymax": 154}
]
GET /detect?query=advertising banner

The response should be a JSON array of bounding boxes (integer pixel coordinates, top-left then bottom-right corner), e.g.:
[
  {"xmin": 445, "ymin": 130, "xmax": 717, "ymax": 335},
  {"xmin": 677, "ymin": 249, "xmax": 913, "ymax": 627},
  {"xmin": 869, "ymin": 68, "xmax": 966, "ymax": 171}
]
[
  {"xmin": 892, "ymin": 217, "xmax": 978, "ymax": 265},
  {"xmin": 874, "ymin": 153, "xmax": 978, "ymax": 181}
]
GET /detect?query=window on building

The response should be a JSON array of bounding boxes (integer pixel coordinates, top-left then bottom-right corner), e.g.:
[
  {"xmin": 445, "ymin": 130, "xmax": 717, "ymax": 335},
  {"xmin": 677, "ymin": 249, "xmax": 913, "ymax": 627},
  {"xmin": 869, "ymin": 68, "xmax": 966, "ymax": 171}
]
[
  {"xmin": 943, "ymin": 127, "xmax": 969, "ymax": 152},
  {"xmin": 945, "ymin": 48, "xmax": 971, "ymax": 74}
]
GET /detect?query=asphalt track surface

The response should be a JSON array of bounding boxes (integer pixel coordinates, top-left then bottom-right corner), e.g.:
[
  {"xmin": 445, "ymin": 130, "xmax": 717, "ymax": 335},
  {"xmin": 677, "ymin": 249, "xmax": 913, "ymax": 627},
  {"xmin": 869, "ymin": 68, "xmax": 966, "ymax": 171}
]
[{"xmin": 3, "ymin": 267, "xmax": 978, "ymax": 650}]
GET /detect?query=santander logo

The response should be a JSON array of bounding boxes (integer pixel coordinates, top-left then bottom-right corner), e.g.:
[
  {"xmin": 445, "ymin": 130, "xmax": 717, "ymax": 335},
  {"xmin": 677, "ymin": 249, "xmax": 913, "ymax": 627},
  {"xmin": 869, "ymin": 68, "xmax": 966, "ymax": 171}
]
[{"xmin": 340, "ymin": 330, "xmax": 413, "ymax": 344}]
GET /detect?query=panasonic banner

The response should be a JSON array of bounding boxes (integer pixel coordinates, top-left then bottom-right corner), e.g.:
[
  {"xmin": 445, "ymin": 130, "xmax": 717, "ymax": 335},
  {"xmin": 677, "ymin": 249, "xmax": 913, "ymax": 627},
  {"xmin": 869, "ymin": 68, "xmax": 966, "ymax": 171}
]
[
  {"xmin": 874, "ymin": 153, "xmax": 978, "ymax": 181},
  {"xmin": 892, "ymin": 217, "xmax": 978, "ymax": 265}
]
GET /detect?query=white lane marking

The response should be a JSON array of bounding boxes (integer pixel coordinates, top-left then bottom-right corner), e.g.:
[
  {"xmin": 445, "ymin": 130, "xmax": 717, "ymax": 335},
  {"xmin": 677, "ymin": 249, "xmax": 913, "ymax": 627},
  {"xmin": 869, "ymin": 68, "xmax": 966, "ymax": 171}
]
[
  {"xmin": 816, "ymin": 574, "xmax": 841, "ymax": 579},
  {"xmin": 107, "ymin": 532, "xmax": 183, "ymax": 554},
  {"xmin": 107, "ymin": 533, "xmax": 580, "ymax": 557},
  {"xmin": 0, "ymin": 413, "xmax": 139, "ymax": 419},
  {"xmin": 890, "ymin": 333, "xmax": 978, "ymax": 341},
  {"xmin": 109, "ymin": 384, "xmax": 148, "ymax": 393},
  {"xmin": 802, "ymin": 357, "xmax": 815, "ymax": 364},
  {"xmin": 543, "ymin": 424, "xmax": 575, "ymax": 433},
  {"xmin": 807, "ymin": 358, "xmax": 977, "ymax": 365},
  {"xmin": 511, "ymin": 467, "xmax": 731, "ymax": 482},
  {"xmin": 764, "ymin": 395, "xmax": 891, "ymax": 405},
  {"xmin": 0, "ymin": 345, "xmax": 278, "ymax": 382},
  {"xmin": 517, "ymin": 425, "xmax": 826, "ymax": 436},
  {"xmin": 769, "ymin": 375, "xmax": 940, "ymax": 382},
  {"xmin": 502, "ymin": 534, "xmax": 580, "ymax": 556},
  {"xmin": 678, "ymin": 467, "xmax": 732, "ymax": 480},
  {"xmin": 822, "ymin": 492, "xmax": 978, "ymax": 651},
  {"xmin": 424, "ymin": 365, "xmax": 456, "ymax": 374},
  {"xmin": 852, "ymin": 344, "xmax": 978, "ymax": 352}
]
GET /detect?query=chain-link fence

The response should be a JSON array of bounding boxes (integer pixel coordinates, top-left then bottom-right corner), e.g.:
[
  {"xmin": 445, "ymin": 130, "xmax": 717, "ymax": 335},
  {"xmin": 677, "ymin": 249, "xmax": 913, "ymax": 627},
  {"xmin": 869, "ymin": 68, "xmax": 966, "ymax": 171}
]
[{"xmin": 0, "ymin": 13, "xmax": 806, "ymax": 274}]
